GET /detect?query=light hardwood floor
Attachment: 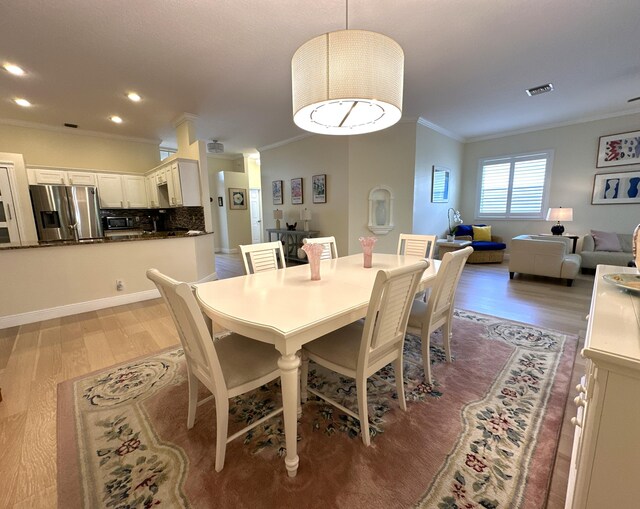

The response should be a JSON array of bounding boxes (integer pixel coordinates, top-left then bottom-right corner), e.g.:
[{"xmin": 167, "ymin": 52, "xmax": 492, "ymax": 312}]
[{"xmin": 0, "ymin": 255, "xmax": 593, "ymax": 508}]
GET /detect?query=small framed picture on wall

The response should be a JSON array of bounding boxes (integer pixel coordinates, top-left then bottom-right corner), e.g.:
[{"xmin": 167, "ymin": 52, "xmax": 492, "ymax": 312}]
[
  {"xmin": 217, "ymin": 196, "xmax": 223, "ymax": 207},
  {"xmin": 291, "ymin": 177, "xmax": 303, "ymax": 204},
  {"xmin": 228, "ymin": 188, "xmax": 247, "ymax": 209},
  {"xmin": 272, "ymin": 180, "xmax": 283, "ymax": 205},
  {"xmin": 312, "ymin": 174, "xmax": 326, "ymax": 203}
]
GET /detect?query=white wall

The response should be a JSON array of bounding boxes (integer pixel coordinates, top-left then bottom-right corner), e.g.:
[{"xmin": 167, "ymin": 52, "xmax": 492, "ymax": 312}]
[
  {"xmin": 413, "ymin": 123, "xmax": 465, "ymax": 239},
  {"xmin": 462, "ymin": 112, "xmax": 640, "ymax": 250},
  {"xmin": 261, "ymin": 135, "xmax": 350, "ymax": 252}
]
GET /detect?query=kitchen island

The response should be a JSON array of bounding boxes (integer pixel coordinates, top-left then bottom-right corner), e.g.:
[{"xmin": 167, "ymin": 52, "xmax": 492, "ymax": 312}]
[{"xmin": 0, "ymin": 232, "xmax": 215, "ymax": 328}]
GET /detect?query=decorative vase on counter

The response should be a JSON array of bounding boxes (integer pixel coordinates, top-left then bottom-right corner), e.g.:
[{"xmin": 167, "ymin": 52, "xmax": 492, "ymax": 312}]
[{"xmin": 634, "ymin": 223, "xmax": 640, "ymax": 270}]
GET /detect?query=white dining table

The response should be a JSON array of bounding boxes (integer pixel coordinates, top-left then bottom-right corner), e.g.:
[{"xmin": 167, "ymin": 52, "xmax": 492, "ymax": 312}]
[{"xmin": 195, "ymin": 253, "xmax": 440, "ymax": 477}]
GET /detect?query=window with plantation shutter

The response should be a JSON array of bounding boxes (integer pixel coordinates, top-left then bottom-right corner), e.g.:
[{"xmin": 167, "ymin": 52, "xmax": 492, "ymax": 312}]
[{"xmin": 476, "ymin": 151, "xmax": 552, "ymax": 219}]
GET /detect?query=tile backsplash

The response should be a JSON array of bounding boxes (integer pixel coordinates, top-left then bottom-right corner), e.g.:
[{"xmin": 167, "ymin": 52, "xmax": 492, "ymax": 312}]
[{"xmin": 100, "ymin": 207, "xmax": 205, "ymax": 231}]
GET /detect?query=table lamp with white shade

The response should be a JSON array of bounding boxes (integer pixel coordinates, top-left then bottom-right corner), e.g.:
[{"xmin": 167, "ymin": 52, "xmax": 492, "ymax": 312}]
[
  {"xmin": 546, "ymin": 207, "xmax": 573, "ymax": 235},
  {"xmin": 300, "ymin": 208, "xmax": 312, "ymax": 231},
  {"xmin": 273, "ymin": 209, "xmax": 283, "ymax": 230}
]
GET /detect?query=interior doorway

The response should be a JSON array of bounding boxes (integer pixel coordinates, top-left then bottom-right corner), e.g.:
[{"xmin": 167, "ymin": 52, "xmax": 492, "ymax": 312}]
[{"xmin": 249, "ymin": 188, "xmax": 262, "ymax": 244}]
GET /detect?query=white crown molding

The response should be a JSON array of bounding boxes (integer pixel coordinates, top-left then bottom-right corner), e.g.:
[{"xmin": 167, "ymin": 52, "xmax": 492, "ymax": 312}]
[
  {"xmin": 0, "ymin": 117, "xmax": 160, "ymax": 145},
  {"xmin": 258, "ymin": 133, "xmax": 313, "ymax": 152},
  {"xmin": 0, "ymin": 289, "xmax": 160, "ymax": 329},
  {"xmin": 466, "ymin": 107, "xmax": 640, "ymax": 143},
  {"xmin": 172, "ymin": 113, "xmax": 199, "ymax": 127},
  {"xmin": 417, "ymin": 117, "xmax": 465, "ymax": 142}
]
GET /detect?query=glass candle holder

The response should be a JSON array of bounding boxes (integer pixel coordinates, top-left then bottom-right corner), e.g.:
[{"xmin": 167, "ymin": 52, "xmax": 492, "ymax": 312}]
[
  {"xmin": 302, "ymin": 243, "xmax": 324, "ymax": 280},
  {"xmin": 359, "ymin": 236, "xmax": 378, "ymax": 268}
]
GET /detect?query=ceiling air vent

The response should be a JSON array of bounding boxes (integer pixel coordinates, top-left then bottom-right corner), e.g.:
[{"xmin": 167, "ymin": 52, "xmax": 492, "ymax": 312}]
[
  {"xmin": 526, "ymin": 83, "xmax": 554, "ymax": 96},
  {"xmin": 207, "ymin": 139, "xmax": 224, "ymax": 153}
]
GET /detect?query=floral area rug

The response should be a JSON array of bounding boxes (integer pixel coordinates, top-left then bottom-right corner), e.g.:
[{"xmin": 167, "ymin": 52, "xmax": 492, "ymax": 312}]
[{"xmin": 57, "ymin": 310, "xmax": 576, "ymax": 509}]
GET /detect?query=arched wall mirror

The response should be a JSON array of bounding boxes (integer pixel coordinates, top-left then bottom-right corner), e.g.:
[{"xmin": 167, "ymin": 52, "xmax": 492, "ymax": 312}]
[{"xmin": 367, "ymin": 186, "xmax": 394, "ymax": 235}]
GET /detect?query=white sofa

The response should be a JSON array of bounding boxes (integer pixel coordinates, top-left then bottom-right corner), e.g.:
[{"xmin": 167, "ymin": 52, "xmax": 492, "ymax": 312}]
[
  {"xmin": 509, "ymin": 235, "xmax": 582, "ymax": 286},
  {"xmin": 580, "ymin": 233, "xmax": 633, "ymax": 273}
]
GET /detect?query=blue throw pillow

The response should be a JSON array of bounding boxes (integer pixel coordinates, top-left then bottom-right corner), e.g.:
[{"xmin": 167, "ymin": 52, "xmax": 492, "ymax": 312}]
[{"xmin": 455, "ymin": 224, "xmax": 474, "ymax": 237}]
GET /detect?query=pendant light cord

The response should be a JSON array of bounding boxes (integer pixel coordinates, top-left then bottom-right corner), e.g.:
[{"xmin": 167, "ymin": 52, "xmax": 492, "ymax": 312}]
[{"xmin": 346, "ymin": 0, "xmax": 349, "ymax": 29}]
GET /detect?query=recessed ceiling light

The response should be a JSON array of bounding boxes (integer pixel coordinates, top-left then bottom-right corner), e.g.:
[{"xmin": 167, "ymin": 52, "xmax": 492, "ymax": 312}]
[
  {"xmin": 3, "ymin": 63, "xmax": 26, "ymax": 76},
  {"xmin": 110, "ymin": 115, "xmax": 123, "ymax": 124},
  {"xmin": 14, "ymin": 98, "xmax": 31, "ymax": 107},
  {"xmin": 127, "ymin": 92, "xmax": 141, "ymax": 102}
]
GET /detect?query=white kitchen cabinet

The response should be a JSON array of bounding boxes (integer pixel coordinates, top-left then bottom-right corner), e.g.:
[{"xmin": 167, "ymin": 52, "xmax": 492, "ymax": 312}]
[
  {"xmin": 122, "ymin": 175, "xmax": 147, "ymax": 208},
  {"xmin": 146, "ymin": 175, "xmax": 159, "ymax": 208},
  {"xmin": 97, "ymin": 174, "xmax": 125, "ymax": 208},
  {"xmin": 32, "ymin": 168, "xmax": 67, "ymax": 185},
  {"xmin": 0, "ymin": 166, "xmax": 21, "ymax": 246},
  {"xmin": 67, "ymin": 171, "xmax": 97, "ymax": 186},
  {"xmin": 152, "ymin": 159, "xmax": 200, "ymax": 207},
  {"xmin": 565, "ymin": 265, "xmax": 640, "ymax": 508}
]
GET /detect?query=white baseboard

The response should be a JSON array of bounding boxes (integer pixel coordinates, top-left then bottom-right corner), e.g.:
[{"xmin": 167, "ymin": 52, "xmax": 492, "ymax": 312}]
[
  {"xmin": 0, "ymin": 289, "xmax": 161, "ymax": 329},
  {"xmin": 219, "ymin": 247, "xmax": 238, "ymax": 254}
]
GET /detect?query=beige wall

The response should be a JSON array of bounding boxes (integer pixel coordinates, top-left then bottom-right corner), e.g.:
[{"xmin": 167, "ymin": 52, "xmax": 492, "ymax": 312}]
[
  {"xmin": 208, "ymin": 157, "xmax": 235, "ymax": 251},
  {"xmin": 0, "ymin": 234, "xmax": 215, "ymax": 325},
  {"xmin": 462, "ymin": 112, "xmax": 640, "ymax": 250},
  {"xmin": 348, "ymin": 121, "xmax": 418, "ymax": 254},
  {"xmin": 413, "ymin": 123, "xmax": 465, "ymax": 238},
  {"xmin": 260, "ymin": 135, "xmax": 350, "ymax": 252},
  {"xmin": 220, "ymin": 171, "xmax": 252, "ymax": 253},
  {"xmin": 0, "ymin": 123, "xmax": 160, "ymax": 172}
]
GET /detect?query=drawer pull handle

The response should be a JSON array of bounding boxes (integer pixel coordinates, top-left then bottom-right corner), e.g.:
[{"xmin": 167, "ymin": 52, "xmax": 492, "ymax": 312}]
[
  {"xmin": 571, "ymin": 416, "xmax": 582, "ymax": 428},
  {"xmin": 575, "ymin": 383, "xmax": 586, "ymax": 393},
  {"xmin": 574, "ymin": 395, "xmax": 586, "ymax": 407}
]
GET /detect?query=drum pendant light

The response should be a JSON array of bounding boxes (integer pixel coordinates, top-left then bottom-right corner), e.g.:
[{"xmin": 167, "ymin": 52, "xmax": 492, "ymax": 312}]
[{"xmin": 291, "ymin": 1, "xmax": 404, "ymax": 135}]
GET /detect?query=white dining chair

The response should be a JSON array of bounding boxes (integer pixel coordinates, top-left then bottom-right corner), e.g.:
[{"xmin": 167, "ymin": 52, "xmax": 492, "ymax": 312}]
[
  {"xmin": 300, "ymin": 260, "xmax": 429, "ymax": 445},
  {"xmin": 406, "ymin": 246, "xmax": 473, "ymax": 384},
  {"xmin": 146, "ymin": 268, "xmax": 283, "ymax": 472},
  {"xmin": 239, "ymin": 241, "xmax": 286, "ymax": 274},
  {"xmin": 302, "ymin": 236, "xmax": 339, "ymax": 260},
  {"xmin": 397, "ymin": 233, "xmax": 437, "ymax": 258}
]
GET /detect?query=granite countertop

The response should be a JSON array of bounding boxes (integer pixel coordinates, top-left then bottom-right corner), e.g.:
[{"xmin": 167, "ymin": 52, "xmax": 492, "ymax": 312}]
[{"xmin": 1, "ymin": 231, "xmax": 212, "ymax": 250}]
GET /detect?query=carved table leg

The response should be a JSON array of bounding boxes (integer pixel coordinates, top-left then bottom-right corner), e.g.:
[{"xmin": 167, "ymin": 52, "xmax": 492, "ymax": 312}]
[{"xmin": 278, "ymin": 353, "xmax": 301, "ymax": 477}]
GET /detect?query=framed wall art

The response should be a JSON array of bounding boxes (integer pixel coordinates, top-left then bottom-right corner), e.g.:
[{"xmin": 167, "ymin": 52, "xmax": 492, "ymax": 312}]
[
  {"xmin": 217, "ymin": 196, "xmax": 223, "ymax": 207},
  {"xmin": 312, "ymin": 174, "xmax": 326, "ymax": 203},
  {"xmin": 431, "ymin": 165, "xmax": 450, "ymax": 203},
  {"xmin": 591, "ymin": 170, "xmax": 640, "ymax": 204},
  {"xmin": 228, "ymin": 188, "xmax": 247, "ymax": 209},
  {"xmin": 272, "ymin": 180, "xmax": 283, "ymax": 205},
  {"xmin": 596, "ymin": 130, "xmax": 640, "ymax": 168},
  {"xmin": 291, "ymin": 177, "xmax": 303, "ymax": 204}
]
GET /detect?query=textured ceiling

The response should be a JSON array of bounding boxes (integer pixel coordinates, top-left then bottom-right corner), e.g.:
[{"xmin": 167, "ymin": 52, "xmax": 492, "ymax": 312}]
[{"xmin": 1, "ymin": 0, "xmax": 639, "ymax": 156}]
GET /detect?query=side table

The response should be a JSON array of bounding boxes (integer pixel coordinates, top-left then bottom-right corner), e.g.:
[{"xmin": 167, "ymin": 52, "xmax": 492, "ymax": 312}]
[
  {"xmin": 538, "ymin": 233, "xmax": 579, "ymax": 253},
  {"xmin": 266, "ymin": 229, "xmax": 320, "ymax": 264},
  {"xmin": 436, "ymin": 239, "xmax": 472, "ymax": 259}
]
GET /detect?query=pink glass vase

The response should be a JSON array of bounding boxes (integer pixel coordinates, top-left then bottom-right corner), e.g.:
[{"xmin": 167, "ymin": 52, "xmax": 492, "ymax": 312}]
[
  {"xmin": 302, "ymin": 243, "xmax": 324, "ymax": 281},
  {"xmin": 359, "ymin": 236, "xmax": 378, "ymax": 268}
]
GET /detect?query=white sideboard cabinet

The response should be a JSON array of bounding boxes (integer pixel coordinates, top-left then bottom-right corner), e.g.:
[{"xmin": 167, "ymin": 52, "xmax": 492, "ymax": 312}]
[{"xmin": 565, "ymin": 265, "xmax": 640, "ymax": 508}]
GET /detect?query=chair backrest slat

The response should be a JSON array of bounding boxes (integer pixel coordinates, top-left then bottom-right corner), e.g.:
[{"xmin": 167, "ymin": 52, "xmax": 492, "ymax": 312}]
[
  {"xmin": 303, "ymin": 236, "xmax": 338, "ymax": 260},
  {"xmin": 363, "ymin": 261, "xmax": 429, "ymax": 354},
  {"xmin": 397, "ymin": 233, "xmax": 437, "ymax": 258},
  {"xmin": 239, "ymin": 241, "xmax": 286, "ymax": 274},
  {"xmin": 428, "ymin": 246, "xmax": 473, "ymax": 318}
]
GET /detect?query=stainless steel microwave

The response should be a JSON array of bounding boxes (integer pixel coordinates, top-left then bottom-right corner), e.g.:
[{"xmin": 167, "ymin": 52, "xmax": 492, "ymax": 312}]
[{"xmin": 104, "ymin": 216, "xmax": 135, "ymax": 230}]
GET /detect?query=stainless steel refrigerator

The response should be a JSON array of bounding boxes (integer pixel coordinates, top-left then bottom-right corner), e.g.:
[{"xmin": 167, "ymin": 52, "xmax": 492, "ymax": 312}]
[{"xmin": 30, "ymin": 184, "xmax": 103, "ymax": 241}]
